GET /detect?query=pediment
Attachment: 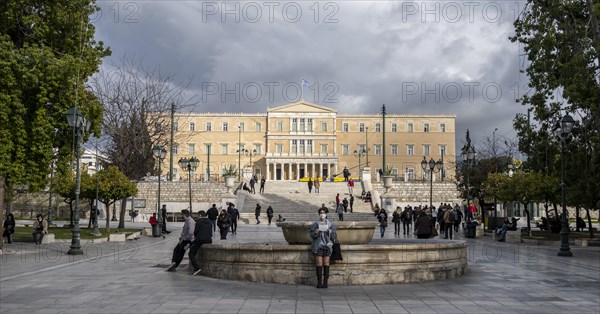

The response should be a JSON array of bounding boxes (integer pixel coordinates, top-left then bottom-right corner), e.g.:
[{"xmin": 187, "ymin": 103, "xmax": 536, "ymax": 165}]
[{"xmin": 267, "ymin": 101, "xmax": 336, "ymax": 114}]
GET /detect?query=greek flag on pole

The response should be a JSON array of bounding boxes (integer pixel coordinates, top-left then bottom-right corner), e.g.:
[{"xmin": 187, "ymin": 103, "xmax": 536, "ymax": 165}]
[{"xmin": 302, "ymin": 79, "xmax": 309, "ymax": 87}]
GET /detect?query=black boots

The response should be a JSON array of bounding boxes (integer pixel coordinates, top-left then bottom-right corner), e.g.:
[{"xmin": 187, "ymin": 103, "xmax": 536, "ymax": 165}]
[
  {"xmin": 316, "ymin": 266, "xmax": 323, "ymax": 288},
  {"xmin": 323, "ymin": 266, "xmax": 330, "ymax": 288}
]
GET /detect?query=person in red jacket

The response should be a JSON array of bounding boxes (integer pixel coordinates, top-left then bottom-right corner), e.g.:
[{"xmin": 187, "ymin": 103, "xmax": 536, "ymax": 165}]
[{"xmin": 149, "ymin": 213, "xmax": 157, "ymax": 225}]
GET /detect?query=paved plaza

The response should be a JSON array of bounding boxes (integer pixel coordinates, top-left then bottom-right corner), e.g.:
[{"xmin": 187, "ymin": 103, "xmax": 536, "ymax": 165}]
[{"xmin": 1, "ymin": 221, "xmax": 599, "ymax": 314}]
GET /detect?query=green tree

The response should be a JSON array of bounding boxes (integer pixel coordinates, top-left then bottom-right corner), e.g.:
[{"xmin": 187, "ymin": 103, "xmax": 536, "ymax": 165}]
[
  {"xmin": 53, "ymin": 163, "xmax": 94, "ymax": 227},
  {"xmin": 0, "ymin": 0, "xmax": 110, "ymax": 249},
  {"xmin": 97, "ymin": 166, "xmax": 137, "ymax": 231},
  {"xmin": 511, "ymin": 0, "xmax": 600, "ymax": 236}
]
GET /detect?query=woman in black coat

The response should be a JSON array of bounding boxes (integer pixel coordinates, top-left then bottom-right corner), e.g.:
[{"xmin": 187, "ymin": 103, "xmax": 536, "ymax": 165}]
[
  {"xmin": 3, "ymin": 213, "xmax": 16, "ymax": 244},
  {"xmin": 217, "ymin": 210, "xmax": 232, "ymax": 240}
]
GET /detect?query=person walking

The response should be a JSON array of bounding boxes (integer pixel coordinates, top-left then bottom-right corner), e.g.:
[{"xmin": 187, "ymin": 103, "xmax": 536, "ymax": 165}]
[
  {"xmin": 453, "ymin": 204, "xmax": 463, "ymax": 232},
  {"xmin": 259, "ymin": 177, "xmax": 266, "ymax": 193},
  {"xmin": 266, "ymin": 205, "xmax": 274, "ymax": 225},
  {"xmin": 314, "ymin": 178, "xmax": 320, "ymax": 193},
  {"xmin": 32, "ymin": 214, "xmax": 48, "ymax": 244},
  {"xmin": 249, "ymin": 177, "xmax": 256, "ymax": 194},
  {"xmin": 3, "ymin": 213, "xmax": 16, "ymax": 244},
  {"xmin": 336, "ymin": 203, "xmax": 344, "ymax": 221},
  {"xmin": 255, "ymin": 203, "xmax": 262, "ymax": 224},
  {"xmin": 437, "ymin": 206, "xmax": 445, "ymax": 236},
  {"xmin": 343, "ymin": 166, "xmax": 349, "ymax": 181},
  {"xmin": 335, "ymin": 193, "xmax": 340, "ymax": 208},
  {"xmin": 166, "ymin": 209, "xmax": 196, "ymax": 272},
  {"xmin": 310, "ymin": 207, "xmax": 337, "ymax": 289},
  {"xmin": 307, "ymin": 178, "xmax": 313, "ymax": 193},
  {"xmin": 349, "ymin": 194, "xmax": 354, "ymax": 213},
  {"xmin": 377, "ymin": 207, "xmax": 388, "ymax": 238},
  {"xmin": 207, "ymin": 204, "xmax": 219, "ymax": 233},
  {"xmin": 217, "ymin": 209, "xmax": 232, "ymax": 240},
  {"xmin": 161, "ymin": 204, "xmax": 171, "ymax": 234},
  {"xmin": 342, "ymin": 198, "xmax": 349, "ymax": 213},
  {"xmin": 401, "ymin": 206, "xmax": 412, "ymax": 235},
  {"xmin": 189, "ymin": 210, "xmax": 213, "ymax": 276},
  {"xmin": 443, "ymin": 206, "xmax": 454, "ymax": 239},
  {"xmin": 227, "ymin": 203, "xmax": 240, "ymax": 234},
  {"xmin": 415, "ymin": 210, "xmax": 433, "ymax": 239},
  {"xmin": 392, "ymin": 206, "xmax": 401, "ymax": 235},
  {"xmin": 347, "ymin": 179, "xmax": 354, "ymax": 195}
]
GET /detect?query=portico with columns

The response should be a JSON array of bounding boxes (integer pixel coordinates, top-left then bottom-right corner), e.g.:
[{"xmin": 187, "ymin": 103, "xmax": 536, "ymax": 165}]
[{"xmin": 265, "ymin": 157, "xmax": 339, "ymax": 181}]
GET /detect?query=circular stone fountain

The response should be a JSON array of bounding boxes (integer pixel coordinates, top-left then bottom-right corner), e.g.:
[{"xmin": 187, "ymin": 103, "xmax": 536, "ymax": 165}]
[{"xmin": 195, "ymin": 221, "xmax": 468, "ymax": 285}]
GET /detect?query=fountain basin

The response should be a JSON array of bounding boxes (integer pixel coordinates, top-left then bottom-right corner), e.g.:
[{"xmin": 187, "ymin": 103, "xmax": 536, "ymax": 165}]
[{"xmin": 276, "ymin": 221, "xmax": 379, "ymax": 245}]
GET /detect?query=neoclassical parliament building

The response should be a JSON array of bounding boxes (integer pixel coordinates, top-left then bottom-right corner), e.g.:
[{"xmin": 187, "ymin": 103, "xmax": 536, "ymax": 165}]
[{"xmin": 167, "ymin": 101, "xmax": 456, "ymax": 182}]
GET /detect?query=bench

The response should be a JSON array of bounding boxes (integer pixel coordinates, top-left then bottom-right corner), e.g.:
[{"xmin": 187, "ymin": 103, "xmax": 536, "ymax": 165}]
[
  {"xmin": 109, "ymin": 233, "xmax": 127, "ymax": 242},
  {"xmin": 41, "ymin": 233, "xmax": 55, "ymax": 244},
  {"xmin": 493, "ymin": 230, "xmax": 522, "ymax": 243},
  {"xmin": 143, "ymin": 227, "xmax": 153, "ymax": 236}
]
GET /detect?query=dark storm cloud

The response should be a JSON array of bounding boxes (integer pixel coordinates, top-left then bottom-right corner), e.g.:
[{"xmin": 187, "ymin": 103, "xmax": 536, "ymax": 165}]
[{"xmin": 92, "ymin": 0, "xmax": 529, "ymax": 147}]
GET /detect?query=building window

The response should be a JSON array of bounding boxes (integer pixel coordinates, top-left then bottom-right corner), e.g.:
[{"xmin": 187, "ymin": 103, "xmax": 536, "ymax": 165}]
[
  {"xmin": 222, "ymin": 122, "xmax": 228, "ymax": 131},
  {"xmin": 407, "ymin": 123, "xmax": 413, "ymax": 133},
  {"xmin": 238, "ymin": 144, "xmax": 245, "ymax": 152},
  {"xmin": 375, "ymin": 144, "xmax": 382, "ymax": 155},
  {"xmin": 423, "ymin": 144, "xmax": 430, "ymax": 156},
  {"xmin": 439, "ymin": 144, "xmax": 446, "ymax": 156},
  {"xmin": 173, "ymin": 121, "xmax": 178, "ymax": 132},
  {"xmin": 300, "ymin": 118, "xmax": 305, "ymax": 132},
  {"xmin": 172, "ymin": 144, "xmax": 178, "ymax": 155},
  {"xmin": 359, "ymin": 144, "xmax": 366, "ymax": 154},
  {"xmin": 299, "ymin": 140, "xmax": 305, "ymax": 154},
  {"xmin": 221, "ymin": 144, "xmax": 228, "ymax": 155},
  {"xmin": 255, "ymin": 144, "xmax": 262, "ymax": 154},
  {"xmin": 255, "ymin": 122, "xmax": 261, "ymax": 132},
  {"xmin": 188, "ymin": 143, "xmax": 195, "ymax": 154},
  {"xmin": 359, "ymin": 123, "xmax": 365, "ymax": 132},
  {"xmin": 407, "ymin": 168, "xmax": 414, "ymax": 179},
  {"xmin": 277, "ymin": 121, "xmax": 283, "ymax": 131},
  {"xmin": 292, "ymin": 118, "xmax": 298, "ymax": 132},
  {"xmin": 321, "ymin": 122, "xmax": 327, "ymax": 132},
  {"xmin": 407, "ymin": 144, "xmax": 414, "ymax": 155},
  {"xmin": 307, "ymin": 118, "xmax": 313, "ymax": 131},
  {"xmin": 342, "ymin": 123, "xmax": 349, "ymax": 132},
  {"xmin": 391, "ymin": 144, "xmax": 398, "ymax": 155},
  {"xmin": 391, "ymin": 123, "xmax": 397, "ymax": 132},
  {"xmin": 424, "ymin": 123, "xmax": 430, "ymax": 133},
  {"xmin": 440, "ymin": 123, "xmax": 446, "ymax": 133},
  {"xmin": 275, "ymin": 144, "xmax": 283, "ymax": 153},
  {"xmin": 375, "ymin": 123, "xmax": 381, "ymax": 132},
  {"xmin": 307, "ymin": 140, "xmax": 313, "ymax": 153},
  {"xmin": 291, "ymin": 140, "xmax": 297, "ymax": 153},
  {"xmin": 342, "ymin": 144, "xmax": 349, "ymax": 155},
  {"xmin": 189, "ymin": 122, "xmax": 195, "ymax": 132},
  {"xmin": 205, "ymin": 122, "xmax": 212, "ymax": 132},
  {"xmin": 239, "ymin": 122, "xmax": 245, "ymax": 131},
  {"xmin": 320, "ymin": 144, "xmax": 328, "ymax": 154},
  {"xmin": 204, "ymin": 144, "xmax": 211, "ymax": 154}
]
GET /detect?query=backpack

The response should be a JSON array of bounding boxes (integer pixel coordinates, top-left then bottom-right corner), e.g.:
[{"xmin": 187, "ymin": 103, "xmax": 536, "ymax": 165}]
[{"xmin": 449, "ymin": 211, "xmax": 456, "ymax": 222}]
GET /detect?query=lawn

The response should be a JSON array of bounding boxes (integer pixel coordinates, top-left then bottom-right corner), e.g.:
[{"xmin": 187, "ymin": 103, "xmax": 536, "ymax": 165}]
[
  {"xmin": 523, "ymin": 230, "xmax": 598, "ymax": 241},
  {"xmin": 12, "ymin": 226, "xmax": 141, "ymax": 241}
]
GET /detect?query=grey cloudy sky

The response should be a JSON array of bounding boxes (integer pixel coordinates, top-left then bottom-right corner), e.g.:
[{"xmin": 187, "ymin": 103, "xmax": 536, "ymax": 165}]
[{"xmin": 92, "ymin": 0, "xmax": 530, "ymax": 150}]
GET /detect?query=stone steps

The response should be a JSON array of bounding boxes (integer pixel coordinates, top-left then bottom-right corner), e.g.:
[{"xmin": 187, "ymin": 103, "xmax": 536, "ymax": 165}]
[{"xmin": 239, "ymin": 212, "xmax": 377, "ymax": 223}]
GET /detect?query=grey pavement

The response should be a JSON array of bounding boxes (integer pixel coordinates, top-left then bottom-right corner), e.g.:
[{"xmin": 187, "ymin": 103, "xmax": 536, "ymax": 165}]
[{"xmin": 1, "ymin": 222, "xmax": 599, "ymax": 314}]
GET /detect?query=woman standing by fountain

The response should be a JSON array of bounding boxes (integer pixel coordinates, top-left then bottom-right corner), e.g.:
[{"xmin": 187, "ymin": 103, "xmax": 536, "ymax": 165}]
[{"xmin": 310, "ymin": 208, "xmax": 337, "ymax": 289}]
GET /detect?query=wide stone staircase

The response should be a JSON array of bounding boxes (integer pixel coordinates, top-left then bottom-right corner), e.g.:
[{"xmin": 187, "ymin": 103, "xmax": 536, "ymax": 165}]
[{"xmin": 236, "ymin": 181, "xmax": 376, "ymax": 223}]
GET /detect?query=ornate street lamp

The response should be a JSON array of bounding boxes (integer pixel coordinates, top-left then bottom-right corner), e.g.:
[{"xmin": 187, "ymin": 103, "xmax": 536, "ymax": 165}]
[
  {"xmin": 65, "ymin": 107, "xmax": 89, "ymax": 255},
  {"xmin": 353, "ymin": 148, "xmax": 366, "ymax": 180},
  {"xmin": 421, "ymin": 156, "xmax": 443, "ymax": 210},
  {"xmin": 461, "ymin": 142, "xmax": 476, "ymax": 215},
  {"xmin": 178, "ymin": 156, "xmax": 199, "ymax": 214},
  {"xmin": 552, "ymin": 113, "xmax": 575, "ymax": 257},
  {"xmin": 153, "ymin": 145, "xmax": 167, "ymax": 227}
]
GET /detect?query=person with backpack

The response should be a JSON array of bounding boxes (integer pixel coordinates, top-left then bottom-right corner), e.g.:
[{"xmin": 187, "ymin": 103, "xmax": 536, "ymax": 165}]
[
  {"xmin": 392, "ymin": 206, "xmax": 402, "ymax": 235},
  {"xmin": 401, "ymin": 206, "xmax": 412, "ymax": 235},
  {"xmin": 266, "ymin": 205, "xmax": 274, "ymax": 225},
  {"xmin": 453, "ymin": 204, "xmax": 463, "ymax": 232},
  {"xmin": 207, "ymin": 204, "xmax": 219, "ymax": 233},
  {"xmin": 443, "ymin": 206, "xmax": 455, "ymax": 239}
]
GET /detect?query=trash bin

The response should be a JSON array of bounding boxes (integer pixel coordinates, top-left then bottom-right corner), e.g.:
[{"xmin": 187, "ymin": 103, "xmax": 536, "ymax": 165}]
[
  {"xmin": 152, "ymin": 223, "xmax": 163, "ymax": 237},
  {"xmin": 465, "ymin": 223, "xmax": 476, "ymax": 238}
]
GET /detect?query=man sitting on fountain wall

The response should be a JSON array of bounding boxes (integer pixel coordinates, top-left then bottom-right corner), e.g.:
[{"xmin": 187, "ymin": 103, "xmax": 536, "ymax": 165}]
[
  {"xmin": 189, "ymin": 210, "xmax": 212, "ymax": 276},
  {"xmin": 310, "ymin": 208, "xmax": 337, "ymax": 289}
]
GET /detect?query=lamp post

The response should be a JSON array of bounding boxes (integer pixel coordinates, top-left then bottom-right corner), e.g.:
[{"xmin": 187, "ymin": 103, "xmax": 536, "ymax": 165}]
[
  {"xmin": 461, "ymin": 140, "xmax": 476, "ymax": 213},
  {"xmin": 553, "ymin": 113, "xmax": 574, "ymax": 257},
  {"xmin": 92, "ymin": 142, "xmax": 102, "ymax": 236},
  {"xmin": 153, "ymin": 145, "xmax": 167, "ymax": 226},
  {"xmin": 381, "ymin": 104, "xmax": 386, "ymax": 171},
  {"xmin": 353, "ymin": 148, "xmax": 366, "ymax": 180},
  {"xmin": 65, "ymin": 107, "xmax": 89, "ymax": 255},
  {"xmin": 238, "ymin": 125, "xmax": 243, "ymax": 181},
  {"xmin": 245, "ymin": 149, "xmax": 257, "ymax": 172},
  {"xmin": 365, "ymin": 126, "xmax": 369, "ymax": 167},
  {"xmin": 178, "ymin": 156, "xmax": 199, "ymax": 214},
  {"xmin": 421, "ymin": 156, "xmax": 443, "ymax": 209}
]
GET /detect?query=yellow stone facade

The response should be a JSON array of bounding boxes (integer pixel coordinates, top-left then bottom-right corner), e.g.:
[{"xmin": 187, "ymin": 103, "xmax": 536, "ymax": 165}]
[{"xmin": 166, "ymin": 101, "xmax": 456, "ymax": 182}]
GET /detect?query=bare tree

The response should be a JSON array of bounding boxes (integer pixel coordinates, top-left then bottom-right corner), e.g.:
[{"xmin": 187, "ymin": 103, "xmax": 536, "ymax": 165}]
[{"xmin": 90, "ymin": 56, "xmax": 196, "ymax": 180}]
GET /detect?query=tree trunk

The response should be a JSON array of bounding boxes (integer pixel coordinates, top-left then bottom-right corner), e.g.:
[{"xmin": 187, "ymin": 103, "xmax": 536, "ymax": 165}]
[
  {"xmin": 585, "ymin": 208, "xmax": 594, "ymax": 238},
  {"xmin": 523, "ymin": 202, "xmax": 531, "ymax": 233},
  {"xmin": 544, "ymin": 202, "xmax": 551, "ymax": 233},
  {"xmin": 118, "ymin": 199, "xmax": 127, "ymax": 229},
  {"xmin": 0, "ymin": 176, "xmax": 5, "ymax": 251},
  {"xmin": 553, "ymin": 203, "xmax": 559, "ymax": 220},
  {"xmin": 104, "ymin": 202, "xmax": 111, "ymax": 233}
]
